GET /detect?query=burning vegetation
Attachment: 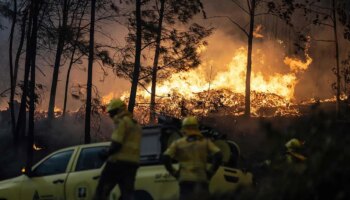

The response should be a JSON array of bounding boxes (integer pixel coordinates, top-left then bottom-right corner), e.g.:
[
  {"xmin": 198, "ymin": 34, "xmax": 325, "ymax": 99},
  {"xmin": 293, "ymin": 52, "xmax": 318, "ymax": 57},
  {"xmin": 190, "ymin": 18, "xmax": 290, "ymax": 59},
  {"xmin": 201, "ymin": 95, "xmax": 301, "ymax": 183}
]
[{"xmin": 101, "ymin": 46, "xmax": 313, "ymax": 122}]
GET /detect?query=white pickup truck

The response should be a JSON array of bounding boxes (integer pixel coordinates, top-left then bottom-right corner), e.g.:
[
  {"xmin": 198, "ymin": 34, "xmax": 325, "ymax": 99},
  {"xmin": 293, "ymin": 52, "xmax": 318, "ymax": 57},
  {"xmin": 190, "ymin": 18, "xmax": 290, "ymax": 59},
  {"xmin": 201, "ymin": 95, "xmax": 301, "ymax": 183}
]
[{"xmin": 0, "ymin": 125, "xmax": 252, "ymax": 200}]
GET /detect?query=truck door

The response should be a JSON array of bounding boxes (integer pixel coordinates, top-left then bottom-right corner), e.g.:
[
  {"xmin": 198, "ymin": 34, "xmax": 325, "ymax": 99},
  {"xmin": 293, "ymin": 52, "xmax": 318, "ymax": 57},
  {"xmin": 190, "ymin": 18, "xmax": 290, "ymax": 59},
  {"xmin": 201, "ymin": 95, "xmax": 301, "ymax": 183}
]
[
  {"xmin": 130, "ymin": 128, "xmax": 178, "ymax": 200},
  {"xmin": 65, "ymin": 145, "xmax": 109, "ymax": 200},
  {"xmin": 20, "ymin": 149, "xmax": 75, "ymax": 200}
]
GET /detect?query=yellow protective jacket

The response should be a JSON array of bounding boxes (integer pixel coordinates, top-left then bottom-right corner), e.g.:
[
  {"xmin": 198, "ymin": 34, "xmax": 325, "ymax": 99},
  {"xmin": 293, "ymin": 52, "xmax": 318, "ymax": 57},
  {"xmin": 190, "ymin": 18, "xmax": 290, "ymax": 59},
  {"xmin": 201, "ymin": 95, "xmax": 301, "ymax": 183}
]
[
  {"xmin": 108, "ymin": 111, "xmax": 142, "ymax": 164},
  {"xmin": 163, "ymin": 131, "xmax": 221, "ymax": 183}
]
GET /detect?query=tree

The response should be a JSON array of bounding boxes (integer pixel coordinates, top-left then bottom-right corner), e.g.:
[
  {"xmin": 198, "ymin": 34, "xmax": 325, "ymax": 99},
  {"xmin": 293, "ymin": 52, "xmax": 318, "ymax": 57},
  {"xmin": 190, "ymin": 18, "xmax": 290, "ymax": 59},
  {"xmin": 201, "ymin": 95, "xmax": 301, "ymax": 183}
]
[
  {"xmin": 16, "ymin": 0, "xmax": 33, "ymax": 141},
  {"xmin": 112, "ymin": 0, "xmax": 210, "ymax": 121},
  {"xmin": 2, "ymin": 0, "xmax": 27, "ymax": 144},
  {"xmin": 149, "ymin": 0, "xmax": 165, "ymax": 123},
  {"xmin": 15, "ymin": 0, "xmax": 48, "ymax": 142},
  {"xmin": 300, "ymin": 0, "xmax": 350, "ymax": 117},
  {"xmin": 145, "ymin": 0, "xmax": 210, "ymax": 123},
  {"xmin": 8, "ymin": 0, "xmax": 18, "ymax": 143},
  {"xmin": 85, "ymin": 0, "xmax": 96, "ymax": 144},
  {"xmin": 128, "ymin": 0, "xmax": 142, "ymax": 114},
  {"xmin": 47, "ymin": 0, "xmax": 70, "ymax": 120},
  {"xmin": 61, "ymin": 0, "xmax": 120, "ymax": 117},
  {"xmin": 62, "ymin": 1, "xmax": 89, "ymax": 116},
  {"xmin": 26, "ymin": 0, "xmax": 41, "ymax": 172},
  {"xmin": 209, "ymin": 0, "xmax": 295, "ymax": 117}
]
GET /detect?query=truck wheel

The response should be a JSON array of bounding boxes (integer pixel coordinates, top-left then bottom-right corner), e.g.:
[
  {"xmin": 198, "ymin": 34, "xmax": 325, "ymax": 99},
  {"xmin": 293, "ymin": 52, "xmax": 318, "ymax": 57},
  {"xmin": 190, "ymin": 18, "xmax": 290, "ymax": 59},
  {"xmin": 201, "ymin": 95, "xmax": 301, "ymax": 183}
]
[{"xmin": 134, "ymin": 190, "xmax": 153, "ymax": 200}]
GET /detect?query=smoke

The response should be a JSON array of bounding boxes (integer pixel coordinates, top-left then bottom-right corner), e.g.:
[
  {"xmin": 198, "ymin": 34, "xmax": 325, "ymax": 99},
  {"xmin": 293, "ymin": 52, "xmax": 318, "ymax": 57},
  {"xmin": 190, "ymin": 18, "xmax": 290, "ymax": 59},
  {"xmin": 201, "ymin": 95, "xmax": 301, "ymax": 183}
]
[
  {"xmin": 199, "ymin": 0, "xmax": 350, "ymax": 102},
  {"xmin": 0, "ymin": 0, "xmax": 349, "ymax": 112}
]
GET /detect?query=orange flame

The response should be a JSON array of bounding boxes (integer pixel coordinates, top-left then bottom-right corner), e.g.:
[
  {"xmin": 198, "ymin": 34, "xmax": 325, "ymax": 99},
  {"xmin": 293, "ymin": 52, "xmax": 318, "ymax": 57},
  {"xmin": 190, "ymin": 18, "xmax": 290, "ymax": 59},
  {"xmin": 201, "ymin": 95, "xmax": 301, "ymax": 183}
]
[
  {"xmin": 141, "ymin": 47, "xmax": 311, "ymax": 102},
  {"xmin": 105, "ymin": 45, "xmax": 313, "ymax": 120},
  {"xmin": 102, "ymin": 92, "xmax": 116, "ymax": 105},
  {"xmin": 284, "ymin": 54, "xmax": 312, "ymax": 73},
  {"xmin": 33, "ymin": 143, "xmax": 43, "ymax": 151},
  {"xmin": 196, "ymin": 44, "xmax": 207, "ymax": 54},
  {"xmin": 101, "ymin": 93, "xmax": 126, "ymax": 105},
  {"xmin": 253, "ymin": 25, "xmax": 264, "ymax": 39}
]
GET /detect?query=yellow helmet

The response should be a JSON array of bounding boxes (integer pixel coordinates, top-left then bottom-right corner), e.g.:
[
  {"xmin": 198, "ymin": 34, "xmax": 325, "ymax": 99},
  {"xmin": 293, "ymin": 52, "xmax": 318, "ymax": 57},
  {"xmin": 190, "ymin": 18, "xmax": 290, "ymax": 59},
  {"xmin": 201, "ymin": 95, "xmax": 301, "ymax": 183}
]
[
  {"xmin": 182, "ymin": 116, "xmax": 199, "ymax": 129},
  {"xmin": 285, "ymin": 138, "xmax": 304, "ymax": 149},
  {"xmin": 106, "ymin": 99, "xmax": 126, "ymax": 113}
]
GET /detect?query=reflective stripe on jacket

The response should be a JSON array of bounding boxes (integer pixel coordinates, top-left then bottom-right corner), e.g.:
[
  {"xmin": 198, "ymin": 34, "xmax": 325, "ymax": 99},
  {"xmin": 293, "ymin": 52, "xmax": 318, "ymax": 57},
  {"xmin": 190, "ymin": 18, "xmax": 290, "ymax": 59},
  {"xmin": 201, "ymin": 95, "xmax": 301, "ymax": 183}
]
[
  {"xmin": 108, "ymin": 113, "xmax": 141, "ymax": 164},
  {"xmin": 164, "ymin": 133, "xmax": 221, "ymax": 182},
  {"xmin": 286, "ymin": 151, "xmax": 307, "ymax": 163}
]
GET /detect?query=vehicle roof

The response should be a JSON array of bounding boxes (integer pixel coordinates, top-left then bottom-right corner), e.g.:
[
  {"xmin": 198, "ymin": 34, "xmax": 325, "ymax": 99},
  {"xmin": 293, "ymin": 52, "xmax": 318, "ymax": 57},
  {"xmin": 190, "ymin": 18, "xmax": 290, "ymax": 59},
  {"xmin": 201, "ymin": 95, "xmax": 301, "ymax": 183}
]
[{"xmin": 63, "ymin": 141, "xmax": 111, "ymax": 150}]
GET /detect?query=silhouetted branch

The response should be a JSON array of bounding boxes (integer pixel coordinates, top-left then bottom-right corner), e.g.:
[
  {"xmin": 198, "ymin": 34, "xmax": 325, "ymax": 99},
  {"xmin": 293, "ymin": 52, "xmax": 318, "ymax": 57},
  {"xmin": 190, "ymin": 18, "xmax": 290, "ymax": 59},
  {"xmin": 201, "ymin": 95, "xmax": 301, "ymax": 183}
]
[{"xmin": 207, "ymin": 15, "xmax": 249, "ymax": 37}]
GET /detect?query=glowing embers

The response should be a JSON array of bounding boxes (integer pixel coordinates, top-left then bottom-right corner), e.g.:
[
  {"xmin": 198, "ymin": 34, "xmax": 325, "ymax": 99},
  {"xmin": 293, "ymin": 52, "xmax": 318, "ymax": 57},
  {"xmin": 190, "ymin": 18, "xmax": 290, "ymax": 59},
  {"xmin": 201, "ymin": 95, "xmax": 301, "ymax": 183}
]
[{"xmin": 33, "ymin": 143, "xmax": 43, "ymax": 151}]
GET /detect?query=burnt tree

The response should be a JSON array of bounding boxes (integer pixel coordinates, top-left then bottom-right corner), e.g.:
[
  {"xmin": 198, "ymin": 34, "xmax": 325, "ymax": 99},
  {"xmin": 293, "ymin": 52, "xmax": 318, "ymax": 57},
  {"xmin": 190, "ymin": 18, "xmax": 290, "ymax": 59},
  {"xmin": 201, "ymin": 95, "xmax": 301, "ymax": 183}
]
[{"xmin": 85, "ymin": 0, "xmax": 96, "ymax": 144}]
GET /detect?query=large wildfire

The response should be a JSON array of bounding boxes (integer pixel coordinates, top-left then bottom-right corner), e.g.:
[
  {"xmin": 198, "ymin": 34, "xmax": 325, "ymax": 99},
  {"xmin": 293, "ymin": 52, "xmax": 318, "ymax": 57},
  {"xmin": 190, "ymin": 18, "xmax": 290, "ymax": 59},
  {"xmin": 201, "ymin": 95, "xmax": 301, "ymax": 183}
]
[{"xmin": 103, "ymin": 45, "xmax": 314, "ymax": 123}]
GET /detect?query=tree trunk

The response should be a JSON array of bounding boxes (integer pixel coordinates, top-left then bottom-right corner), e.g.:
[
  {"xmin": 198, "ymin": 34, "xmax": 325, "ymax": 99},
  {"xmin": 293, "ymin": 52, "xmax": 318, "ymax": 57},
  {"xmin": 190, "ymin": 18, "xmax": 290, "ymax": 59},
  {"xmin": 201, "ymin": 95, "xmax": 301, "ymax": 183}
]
[
  {"xmin": 244, "ymin": 0, "xmax": 256, "ymax": 118},
  {"xmin": 47, "ymin": 0, "xmax": 69, "ymax": 120},
  {"xmin": 9, "ymin": 0, "xmax": 17, "ymax": 143},
  {"xmin": 12, "ymin": 11, "xmax": 27, "ymax": 145},
  {"xmin": 332, "ymin": 0, "xmax": 341, "ymax": 117},
  {"xmin": 14, "ymin": 11, "xmax": 28, "ymax": 88},
  {"xmin": 62, "ymin": 54, "xmax": 73, "ymax": 117},
  {"xmin": 16, "ymin": 4, "xmax": 34, "ymax": 140},
  {"xmin": 150, "ymin": 0, "xmax": 165, "ymax": 124},
  {"xmin": 26, "ymin": 0, "xmax": 40, "ymax": 172},
  {"xmin": 128, "ymin": 0, "xmax": 142, "ymax": 114},
  {"xmin": 85, "ymin": 0, "xmax": 96, "ymax": 144},
  {"xmin": 62, "ymin": 56, "xmax": 73, "ymax": 117}
]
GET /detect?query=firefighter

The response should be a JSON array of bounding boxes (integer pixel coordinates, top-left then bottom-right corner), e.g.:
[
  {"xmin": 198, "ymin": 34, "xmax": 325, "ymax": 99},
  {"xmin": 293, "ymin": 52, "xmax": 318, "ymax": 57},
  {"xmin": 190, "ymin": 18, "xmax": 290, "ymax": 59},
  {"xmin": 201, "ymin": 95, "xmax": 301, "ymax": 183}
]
[
  {"xmin": 162, "ymin": 116, "xmax": 223, "ymax": 200},
  {"xmin": 285, "ymin": 138, "xmax": 307, "ymax": 164},
  {"xmin": 277, "ymin": 138, "xmax": 307, "ymax": 175},
  {"xmin": 93, "ymin": 99, "xmax": 142, "ymax": 200}
]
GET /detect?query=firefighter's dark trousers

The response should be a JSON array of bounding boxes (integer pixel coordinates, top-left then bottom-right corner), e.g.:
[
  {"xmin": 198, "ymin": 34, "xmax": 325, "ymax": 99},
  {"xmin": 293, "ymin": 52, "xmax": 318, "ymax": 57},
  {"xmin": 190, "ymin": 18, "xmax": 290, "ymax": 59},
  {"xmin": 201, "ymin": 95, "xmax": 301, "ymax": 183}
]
[
  {"xmin": 179, "ymin": 181, "xmax": 209, "ymax": 200},
  {"xmin": 94, "ymin": 161, "xmax": 138, "ymax": 200}
]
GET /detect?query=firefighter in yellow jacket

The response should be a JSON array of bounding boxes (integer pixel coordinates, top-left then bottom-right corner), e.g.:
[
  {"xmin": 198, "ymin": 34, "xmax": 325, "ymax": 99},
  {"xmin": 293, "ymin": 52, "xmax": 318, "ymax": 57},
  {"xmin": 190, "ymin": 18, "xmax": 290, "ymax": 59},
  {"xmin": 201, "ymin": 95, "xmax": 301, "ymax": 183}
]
[
  {"xmin": 284, "ymin": 138, "xmax": 307, "ymax": 174},
  {"xmin": 285, "ymin": 138, "xmax": 307, "ymax": 164},
  {"xmin": 162, "ymin": 116, "xmax": 223, "ymax": 200},
  {"xmin": 94, "ymin": 99, "xmax": 141, "ymax": 200}
]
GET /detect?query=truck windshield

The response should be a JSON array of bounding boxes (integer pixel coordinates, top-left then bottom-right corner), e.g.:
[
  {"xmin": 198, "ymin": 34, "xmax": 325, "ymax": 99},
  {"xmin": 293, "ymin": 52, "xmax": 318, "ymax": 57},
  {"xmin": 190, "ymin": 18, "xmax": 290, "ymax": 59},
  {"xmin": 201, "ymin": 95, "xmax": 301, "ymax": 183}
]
[
  {"xmin": 32, "ymin": 150, "xmax": 73, "ymax": 176},
  {"xmin": 75, "ymin": 146, "xmax": 109, "ymax": 171}
]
